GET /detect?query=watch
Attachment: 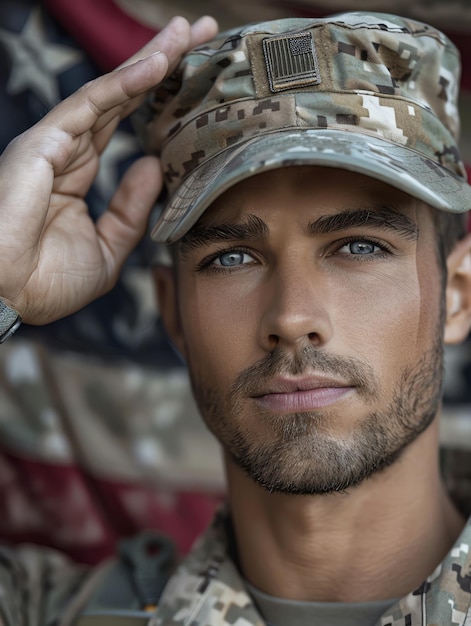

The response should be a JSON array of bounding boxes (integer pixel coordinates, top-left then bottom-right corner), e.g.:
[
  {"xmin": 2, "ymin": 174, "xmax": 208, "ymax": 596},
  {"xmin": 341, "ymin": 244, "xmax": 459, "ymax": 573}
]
[{"xmin": 0, "ymin": 299, "xmax": 21, "ymax": 343}]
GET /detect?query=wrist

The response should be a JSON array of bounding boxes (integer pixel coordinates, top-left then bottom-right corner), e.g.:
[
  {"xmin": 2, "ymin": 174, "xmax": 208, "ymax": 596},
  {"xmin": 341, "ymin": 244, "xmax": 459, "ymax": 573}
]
[{"xmin": 0, "ymin": 299, "xmax": 21, "ymax": 343}]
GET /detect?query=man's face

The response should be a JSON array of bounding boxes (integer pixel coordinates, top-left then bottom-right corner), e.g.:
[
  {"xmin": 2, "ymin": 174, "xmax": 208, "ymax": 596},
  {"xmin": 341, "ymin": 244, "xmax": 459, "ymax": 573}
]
[{"xmin": 170, "ymin": 166, "xmax": 445, "ymax": 494}]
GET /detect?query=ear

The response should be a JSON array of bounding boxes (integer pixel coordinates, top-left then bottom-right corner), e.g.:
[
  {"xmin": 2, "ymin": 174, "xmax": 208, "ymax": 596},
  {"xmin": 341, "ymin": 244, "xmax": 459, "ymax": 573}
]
[
  {"xmin": 444, "ymin": 232, "xmax": 471, "ymax": 345},
  {"xmin": 152, "ymin": 266, "xmax": 186, "ymax": 360}
]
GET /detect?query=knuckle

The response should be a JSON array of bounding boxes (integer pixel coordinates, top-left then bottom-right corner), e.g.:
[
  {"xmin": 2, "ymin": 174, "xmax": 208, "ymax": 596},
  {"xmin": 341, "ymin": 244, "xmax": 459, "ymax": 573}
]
[
  {"xmin": 78, "ymin": 78, "xmax": 96, "ymax": 93},
  {"xmin": 76, "ymin": 80, "xmax": 105, "ymax": 114}
]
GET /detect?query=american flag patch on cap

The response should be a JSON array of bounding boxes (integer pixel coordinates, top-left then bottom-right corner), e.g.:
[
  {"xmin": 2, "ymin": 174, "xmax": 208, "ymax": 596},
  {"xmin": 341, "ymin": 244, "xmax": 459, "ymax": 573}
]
[{"xmin": 263, "ymin": 31, "xmax": 321, "ymax": 92}]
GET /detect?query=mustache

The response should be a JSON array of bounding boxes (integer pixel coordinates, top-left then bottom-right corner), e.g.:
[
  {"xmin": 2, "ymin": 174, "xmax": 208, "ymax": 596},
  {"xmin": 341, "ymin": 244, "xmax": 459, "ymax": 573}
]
[{"xmin": 230, "ymin": 345, "xmax": 380, "ymax": 400}]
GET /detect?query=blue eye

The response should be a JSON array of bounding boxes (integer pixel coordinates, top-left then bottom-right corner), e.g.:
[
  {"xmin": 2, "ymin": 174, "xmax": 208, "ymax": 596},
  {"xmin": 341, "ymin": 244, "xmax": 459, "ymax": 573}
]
[
  {"xmin": 214, "ymin": 251, "xmax": 253, "ymax": 267},
  {"xmin": 340, "ymin": 241, "xmax": 381, "ymax": 255}
]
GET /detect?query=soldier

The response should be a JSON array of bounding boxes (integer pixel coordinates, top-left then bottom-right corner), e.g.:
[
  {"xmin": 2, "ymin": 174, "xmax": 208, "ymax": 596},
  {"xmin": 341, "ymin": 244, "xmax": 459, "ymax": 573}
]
[{"xmin": 1, "ymin": 10, "xmax": 471, "ymax": 626}]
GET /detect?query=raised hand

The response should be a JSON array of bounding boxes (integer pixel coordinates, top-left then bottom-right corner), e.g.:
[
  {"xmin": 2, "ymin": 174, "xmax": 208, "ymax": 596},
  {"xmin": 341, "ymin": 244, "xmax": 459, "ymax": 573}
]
[{"xmin": 0, "ymin": 16, "xmax": 217, "ymax": 325}]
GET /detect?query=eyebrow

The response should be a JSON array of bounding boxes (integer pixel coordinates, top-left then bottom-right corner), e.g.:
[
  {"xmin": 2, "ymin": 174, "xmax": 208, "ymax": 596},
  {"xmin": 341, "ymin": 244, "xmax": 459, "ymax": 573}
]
[
  {"xmin": 179, "ymin": 214, "xmax": 269, "ymax": 256},
  {"xmin": 308, "ymin": 207, "xmax": 418, "ymax": 240},
  {"xmin": 178, "ymin": 205, "xmax": 419, "ymax": 257}
]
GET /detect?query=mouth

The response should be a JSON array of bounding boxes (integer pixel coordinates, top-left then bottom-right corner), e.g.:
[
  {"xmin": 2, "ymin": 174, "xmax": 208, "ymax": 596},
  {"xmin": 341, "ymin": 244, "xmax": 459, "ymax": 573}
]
[{"xmin": 252, "ymin": 376, "xmax": 354, "ymax": 412}]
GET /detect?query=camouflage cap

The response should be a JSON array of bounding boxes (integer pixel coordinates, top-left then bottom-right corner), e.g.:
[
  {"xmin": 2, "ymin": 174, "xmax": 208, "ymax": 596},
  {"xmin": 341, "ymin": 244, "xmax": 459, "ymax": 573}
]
[{"xmin": 134, "ymin": 12, "xmax": 471, "ymax": 243}]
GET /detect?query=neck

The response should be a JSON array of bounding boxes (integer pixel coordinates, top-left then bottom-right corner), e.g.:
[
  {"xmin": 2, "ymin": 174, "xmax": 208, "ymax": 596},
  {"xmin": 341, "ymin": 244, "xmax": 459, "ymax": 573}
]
[{"xmin": 224, "ymin": 421, "xmax": 465, "ymax": 603}]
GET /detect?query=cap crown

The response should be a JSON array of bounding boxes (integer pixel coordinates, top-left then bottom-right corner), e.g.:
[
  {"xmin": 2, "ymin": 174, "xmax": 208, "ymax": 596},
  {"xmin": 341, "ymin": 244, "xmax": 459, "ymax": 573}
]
[{"xmin": 132, "ymin": 13, "xmax": 470, "ymax": 242}]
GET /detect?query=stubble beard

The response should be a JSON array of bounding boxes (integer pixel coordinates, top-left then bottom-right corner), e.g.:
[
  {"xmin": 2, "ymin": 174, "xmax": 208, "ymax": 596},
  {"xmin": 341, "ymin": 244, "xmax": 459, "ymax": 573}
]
[{"xmin": 187, "ymin": 337, "xmax": 444, "ymax": 496}]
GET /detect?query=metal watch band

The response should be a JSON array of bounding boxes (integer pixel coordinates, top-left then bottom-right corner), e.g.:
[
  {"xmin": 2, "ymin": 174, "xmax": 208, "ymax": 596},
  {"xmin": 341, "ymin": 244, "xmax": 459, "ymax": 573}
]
[{"xmin": 0, "ymin": 299, "xmax": 21, "ymax": 343}]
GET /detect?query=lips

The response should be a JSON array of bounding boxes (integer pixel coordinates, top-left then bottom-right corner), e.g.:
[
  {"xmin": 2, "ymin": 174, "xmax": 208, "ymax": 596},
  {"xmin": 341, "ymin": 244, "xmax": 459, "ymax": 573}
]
[
  {"xmin": 252, "ymin": 376, "xmax": 354, "ymax": 412},
  {"xmin": 254, "ymin": 375, "xmax": 351, "ymax": 395}
]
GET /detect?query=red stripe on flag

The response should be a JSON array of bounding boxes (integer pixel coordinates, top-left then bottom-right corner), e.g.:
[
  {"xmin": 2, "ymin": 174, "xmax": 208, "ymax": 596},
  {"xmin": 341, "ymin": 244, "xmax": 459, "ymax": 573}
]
[{"xmin": 44, "ymin": 0, "xmax": 159, "ymax": 71}]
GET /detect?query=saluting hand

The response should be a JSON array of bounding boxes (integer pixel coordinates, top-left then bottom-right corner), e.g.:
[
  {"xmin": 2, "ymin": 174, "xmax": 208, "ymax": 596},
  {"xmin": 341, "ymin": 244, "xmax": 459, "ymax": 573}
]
[{"xmin": 0, "ymin": 16, "xmax": 217, "ymax": 325}]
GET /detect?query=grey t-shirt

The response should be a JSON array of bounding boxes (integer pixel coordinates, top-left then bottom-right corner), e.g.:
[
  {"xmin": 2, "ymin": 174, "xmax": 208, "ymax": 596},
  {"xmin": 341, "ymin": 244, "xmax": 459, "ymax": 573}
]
[{"xmin": 247, "ymin": 582, "xmax": 396, "ymax": 626}]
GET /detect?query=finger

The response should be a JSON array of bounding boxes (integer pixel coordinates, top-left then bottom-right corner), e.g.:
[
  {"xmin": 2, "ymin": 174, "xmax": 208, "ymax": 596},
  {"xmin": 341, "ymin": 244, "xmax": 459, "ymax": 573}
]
[
  {"xmin": 189, "ymin": 16, "xmax": 219, "ymax": 48},
  {"xmin": 89, "ymin": 16, "xmax": 218, "ymax": 155},
  {"xmin": 115, "ymin": 16, "xmax": 218, "ymax": 114},
  {"xmin": 96, "ymin": 156, "xmax": 163, "ymax": 284},
  {"xmin": 49, "ymin": 16, "xmax": 217, "ymax": 158},
  {"xmin": 116, "ymin": 15, "xmax": 217, "ymax": 70},
  {"xmin": 54, "ymin": 17, "xmax": 194, "ymax": 154},
  {"xmin": 42, "ymin": 18, "xmax": 190, "ymax": 142},
  {"xmin": 22, "ymin": 49, "xmax": 168, "ymax": 177},
  {"xmin": 118, "ymin": 15, "xmax": 191, "ymax": 69},
  {"xmin": 46, "ymin": 51, "xmax": 169, "ymax": 141}
]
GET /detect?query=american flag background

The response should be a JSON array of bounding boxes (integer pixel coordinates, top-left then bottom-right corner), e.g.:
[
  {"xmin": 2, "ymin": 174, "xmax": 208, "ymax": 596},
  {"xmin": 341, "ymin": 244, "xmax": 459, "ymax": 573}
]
[{"xmin": 0, "ymin": 0, "xmax": 469, "ymax": 564}]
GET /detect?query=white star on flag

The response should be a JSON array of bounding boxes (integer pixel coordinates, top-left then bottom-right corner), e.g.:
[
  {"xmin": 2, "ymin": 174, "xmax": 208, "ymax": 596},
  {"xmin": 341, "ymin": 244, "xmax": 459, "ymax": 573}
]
[{"xmin": 0, "ymin": 7, "xmax": 83, "ymax": 107}]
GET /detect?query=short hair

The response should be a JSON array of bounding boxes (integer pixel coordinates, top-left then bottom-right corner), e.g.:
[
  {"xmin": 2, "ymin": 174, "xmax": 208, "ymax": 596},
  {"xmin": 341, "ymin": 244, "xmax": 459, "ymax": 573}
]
[{"xmin": 433, "ymin": 210, "xmax": 469, "ymax": 275}]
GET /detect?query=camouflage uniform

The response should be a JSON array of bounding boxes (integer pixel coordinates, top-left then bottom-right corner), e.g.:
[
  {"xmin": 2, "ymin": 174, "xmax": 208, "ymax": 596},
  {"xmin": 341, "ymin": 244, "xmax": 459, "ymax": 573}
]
[
  {"xmin": 153, "ymin": 507, "xmax": 471, "ymax": 626},
  {"xmin": 2, "ymin": 491, "xmax": 471, "ymax": 625}
]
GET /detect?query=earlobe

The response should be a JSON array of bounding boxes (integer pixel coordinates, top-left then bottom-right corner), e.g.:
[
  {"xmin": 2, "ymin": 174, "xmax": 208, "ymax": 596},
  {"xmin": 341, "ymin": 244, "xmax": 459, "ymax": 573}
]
[
  {"xmin": 444, "ymin": 233, "xmax": 471, "ymax": 345},
  {"xmin": 152, "ymin": 266, "xmax": 186, "ymax": 360}
]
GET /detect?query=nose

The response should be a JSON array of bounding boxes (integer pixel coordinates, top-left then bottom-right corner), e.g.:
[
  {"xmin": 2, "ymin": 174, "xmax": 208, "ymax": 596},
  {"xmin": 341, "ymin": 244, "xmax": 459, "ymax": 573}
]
[{"xmin": 258, "ymin": 258, "xmax": 333, "ymax": 352}]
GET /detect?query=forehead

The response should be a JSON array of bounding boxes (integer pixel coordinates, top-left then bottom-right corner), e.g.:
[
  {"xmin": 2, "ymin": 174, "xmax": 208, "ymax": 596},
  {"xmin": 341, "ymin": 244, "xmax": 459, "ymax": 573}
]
[{"xmin": 197, "ymin": 166, "xmax": 424, "ymax": 228}]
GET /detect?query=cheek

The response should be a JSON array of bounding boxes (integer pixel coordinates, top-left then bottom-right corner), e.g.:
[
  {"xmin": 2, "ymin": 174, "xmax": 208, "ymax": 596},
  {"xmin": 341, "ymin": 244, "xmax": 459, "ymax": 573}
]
[
  {"xmin": 331, "ymin": 259, "xmax": 441, "ymax": 381},
  {"xmin": 178, "ymin": 277, "xmax": 259, "ymax": 385}
]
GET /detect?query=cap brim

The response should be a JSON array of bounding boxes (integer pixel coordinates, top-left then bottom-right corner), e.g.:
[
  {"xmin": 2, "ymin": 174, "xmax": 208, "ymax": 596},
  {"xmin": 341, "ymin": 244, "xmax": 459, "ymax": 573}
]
[{"xmin": 151, "ymin": 128, "xmax": 471, "ymax": 243}]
